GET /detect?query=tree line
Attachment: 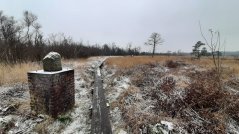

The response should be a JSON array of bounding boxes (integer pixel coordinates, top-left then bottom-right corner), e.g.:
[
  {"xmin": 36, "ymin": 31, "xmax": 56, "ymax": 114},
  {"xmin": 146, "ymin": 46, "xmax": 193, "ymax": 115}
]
[{"xmin": 0, "ymin": 11, "xmax": 140, "ymax": 64}]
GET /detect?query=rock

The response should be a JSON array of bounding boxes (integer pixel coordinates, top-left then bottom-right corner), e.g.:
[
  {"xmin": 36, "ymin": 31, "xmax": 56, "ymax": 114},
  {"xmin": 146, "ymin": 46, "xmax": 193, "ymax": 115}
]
[{"xmin": 43, "ymin": 52, "xmax": 62, "ymax": 71}]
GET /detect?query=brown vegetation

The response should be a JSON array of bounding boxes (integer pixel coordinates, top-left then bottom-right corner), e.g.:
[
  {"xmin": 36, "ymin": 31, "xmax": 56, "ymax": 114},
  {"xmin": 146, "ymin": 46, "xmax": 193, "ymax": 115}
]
[
  {"xmin": 112, "ymin": 86, "xmax": 161, "ymax": 133},
  {"xmin": 105, "ymin": 56, "xmax": 239, "ymax": 75},
  {"xmin": 0, "ymin": 62, "xmax": 41, "ymax": 85},
  {"xmin": 106, "ymin": 56, "xmax": 239, "ymax": 133},
  {"xmin": 0, "ymin": 58, "xmax": 88, "ymax": 86}
]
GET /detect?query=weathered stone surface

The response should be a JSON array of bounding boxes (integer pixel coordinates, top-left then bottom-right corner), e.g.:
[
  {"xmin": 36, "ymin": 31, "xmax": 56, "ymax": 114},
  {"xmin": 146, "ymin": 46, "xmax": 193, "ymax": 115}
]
[
  {"xmin": 28, "ymin": 69, "xmax": 75, "ymax": 118},
  {"xmin": 43, "ymin": 52, "xmax": 62, "ymax": 71}
]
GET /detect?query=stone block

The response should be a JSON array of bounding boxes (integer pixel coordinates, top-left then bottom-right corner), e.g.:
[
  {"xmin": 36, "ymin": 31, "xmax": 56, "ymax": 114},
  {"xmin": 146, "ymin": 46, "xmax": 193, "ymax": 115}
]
[{"xmin": 43, "ymin": 52, "xmax": 62, "ymax": 71}]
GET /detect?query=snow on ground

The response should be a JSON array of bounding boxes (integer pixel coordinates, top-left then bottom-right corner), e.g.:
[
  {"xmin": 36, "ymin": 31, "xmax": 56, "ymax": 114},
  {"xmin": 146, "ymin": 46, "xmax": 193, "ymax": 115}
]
[
  {"xmin": 1, "ymin": 57, "xmax": 239, "ymax": 133},
  {"xmin": 0, "ymin": 56, "xmax": 106, "ymax": 134},
  {"xmin": 101, "ymin": 63, "xmax": 185, "ymax": 133},
  {"xmin": 102, "ymin": 61, "xmax": 239, "ymax": 134},
  {"xmin": 61, "ymin": 56, "xmax": 107, "ymax": 133},
  {"xmin": 101, "ymin": 66, "xmax": 130, "ymax": 133}
]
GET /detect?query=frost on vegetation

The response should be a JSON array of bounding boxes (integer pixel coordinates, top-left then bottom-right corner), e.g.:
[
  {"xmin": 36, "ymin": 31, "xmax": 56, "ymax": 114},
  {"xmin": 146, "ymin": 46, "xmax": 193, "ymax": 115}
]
[
  {"xmin": 111, "ymin": 107, "xmax": 126, "ymax": 133},
  {"xmin": 107, "ymin": 76, "xmax": 130, "ymax": 102},
  {"xmin": 226, "ymin": 118, "xmax": 239, "ymax": 134},
  {"xmin": 103, "ymin": 61, "xmax": 239, "ymax": 133},
  {"xmin": 148, "ymin": 121, "xmax": 174, "ymax": 134},
  {"xmin": 117, "ymin": 129, "xmax": 127, "ymax": 134},
  {"xmin": 0, "ymin": 57, "xmax": 107, "ymax": 133}
]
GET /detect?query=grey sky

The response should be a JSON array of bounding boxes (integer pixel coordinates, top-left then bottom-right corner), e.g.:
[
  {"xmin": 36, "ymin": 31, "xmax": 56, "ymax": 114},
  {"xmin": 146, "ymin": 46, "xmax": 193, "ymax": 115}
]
[{"xmin": 1, "ymin": 0, "xmax": 239, "ymax": 52}]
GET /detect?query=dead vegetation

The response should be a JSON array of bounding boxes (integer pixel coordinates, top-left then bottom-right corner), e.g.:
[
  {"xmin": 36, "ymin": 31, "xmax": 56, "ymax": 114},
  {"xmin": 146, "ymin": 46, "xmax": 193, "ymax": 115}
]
[
  {"xmin": 0, "ymin": 58, "xmax": 88, "ymax": 86},
  {"xmin": 112, "ymin": 86, "xmax": 162, "ymax": 133},
  {"xmin": 104, "ymin": 56, "xmax": 239, "ymax": 133},
  {"xmin": 164, "ymin": 60, "xmax": 180, "ymax": 68},
  {"xmin": 0, "ymin": 62, "xmax": 41, "ymax": 86},
  {"xmin": 105, "ymin": 56, "xmax": 239, "ymax": 76}
]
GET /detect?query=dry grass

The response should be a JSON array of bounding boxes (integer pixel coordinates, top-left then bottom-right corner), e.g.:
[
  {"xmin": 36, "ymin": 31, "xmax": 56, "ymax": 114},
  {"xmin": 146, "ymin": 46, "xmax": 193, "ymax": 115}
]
[
  {"xmin": 105, "ymin": 56, "xmax": 239, "ymax": 75},
  {"xmin": 106, "ymin": 56, "xmax": 239, "ymax": 133},
  {"xmin": 0, "ymin": 62, "xmax": 41, "ymax": 86},
  {"xmin": 0, "ymin": 58, "xmax": 88, "ymax": 86},
  {"xmin": 105, "ymin": 56, "xmax": 179, "ymax": 68},
  {"xmin": 113, "ymin": 86, "xmax": 161, "ymax": 133},
  {"xmin": 118, "ymin": 63, "xmax": 236, "ymax": 133},
  {"xmin": 33, "ymin": 117, "xmax": 55, "ymax": 133},
  {"xmin": 62, "ymin": 58, "xmax": 88, "ymax": 67}
]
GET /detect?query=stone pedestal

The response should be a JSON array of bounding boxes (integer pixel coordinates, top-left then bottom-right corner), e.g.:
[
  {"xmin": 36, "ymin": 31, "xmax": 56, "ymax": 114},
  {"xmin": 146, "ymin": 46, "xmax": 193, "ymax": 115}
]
[{"xmin": 28, "ymin": 69, "xmax": 74, "ymax": 118}]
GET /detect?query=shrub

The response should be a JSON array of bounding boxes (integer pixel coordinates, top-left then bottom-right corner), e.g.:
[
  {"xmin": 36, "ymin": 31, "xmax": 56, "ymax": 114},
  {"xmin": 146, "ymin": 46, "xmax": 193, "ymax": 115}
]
[{"xmin": 165, "ymin": 60, "xmax": 179, "ymax": 68}]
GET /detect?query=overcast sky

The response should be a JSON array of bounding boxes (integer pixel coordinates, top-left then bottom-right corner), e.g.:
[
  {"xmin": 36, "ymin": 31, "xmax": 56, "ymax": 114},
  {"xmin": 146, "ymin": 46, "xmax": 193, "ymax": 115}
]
[{"xmin": 1, "ymin": 0, "xmax": 239, "ymax": 52}]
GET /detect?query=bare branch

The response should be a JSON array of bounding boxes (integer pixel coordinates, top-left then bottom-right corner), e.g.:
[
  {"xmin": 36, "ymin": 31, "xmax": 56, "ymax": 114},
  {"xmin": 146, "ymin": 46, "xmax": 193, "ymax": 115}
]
[{"xmin": 199, "ymin": 21, "xmax": 211, "ymax": 49}]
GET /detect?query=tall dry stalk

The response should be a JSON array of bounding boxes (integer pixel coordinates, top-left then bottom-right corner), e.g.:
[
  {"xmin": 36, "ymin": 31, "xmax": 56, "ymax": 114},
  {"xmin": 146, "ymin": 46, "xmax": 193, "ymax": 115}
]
[{"xmin": 199, "ymin": 22, "xmax": 224, "ymax": 85}]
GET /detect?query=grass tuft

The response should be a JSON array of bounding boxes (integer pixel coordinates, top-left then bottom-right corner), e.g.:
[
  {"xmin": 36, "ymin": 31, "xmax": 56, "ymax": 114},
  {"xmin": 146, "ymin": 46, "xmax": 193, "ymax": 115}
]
[{"xmin": 57, "ymin": 115, "xmax": 72, "ymax": 124}]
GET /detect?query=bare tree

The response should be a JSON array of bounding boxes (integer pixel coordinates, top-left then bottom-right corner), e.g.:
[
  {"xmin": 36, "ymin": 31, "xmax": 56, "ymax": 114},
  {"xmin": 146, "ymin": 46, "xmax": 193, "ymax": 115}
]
[
  {"xmin": 145, "ymin": 32, "xmax": 164, "ymax": 57},
  {"xmin": 0, "ymin": 11, "xmax": 141, "ymax": 63},
  {"xmin": 23, "ymin": 11, "xmax": 37, "ymax": 44},
  {"xmin": 0, "ymin": 11, "xmax": 21, "ymax": 63}
]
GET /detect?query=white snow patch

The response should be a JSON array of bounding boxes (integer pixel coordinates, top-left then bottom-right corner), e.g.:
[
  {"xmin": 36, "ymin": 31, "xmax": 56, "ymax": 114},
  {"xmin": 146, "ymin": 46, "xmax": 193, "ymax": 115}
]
[
  {"xmin": 108, "ymin": 77, "xmax": 130, "ymax": 102},
  {"xmin": 111, "ymin": 107, "xmax": 126, "ymax": 133},
  {"xmin": 227, "ymin": 118, "xmax": 239, "ymax": 134},
  {"xmin": 28, "ymin": 68, "xmax": 73, "ymax": 74},
  {"xmin": 118, "ymin": 129, "xmax": 127, "ymax": 134},
  {"xmin": 97, "ymin": 68, "xmax": 101, "ymax": 76},
  {"xmin": 161, "ymin": 120, "xmax": 174, "ymax": 131}
]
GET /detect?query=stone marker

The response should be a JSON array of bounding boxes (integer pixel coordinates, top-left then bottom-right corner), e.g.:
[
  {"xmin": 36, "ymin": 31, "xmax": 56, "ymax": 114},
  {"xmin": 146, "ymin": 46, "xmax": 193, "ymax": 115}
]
[
  {"xmin": 28, "ymin": 52, "xmax": 75, "ymax": 118},
  {"xmin": 43, "ymin": 52, "xmax": 62, "ymax": 71}
]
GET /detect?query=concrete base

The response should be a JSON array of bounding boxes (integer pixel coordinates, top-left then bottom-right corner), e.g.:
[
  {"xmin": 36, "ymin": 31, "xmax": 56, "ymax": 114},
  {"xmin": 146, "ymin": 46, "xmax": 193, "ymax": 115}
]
[{"xmin": 28, "ymin": 69, "xmax": 75, "ymax": 118}]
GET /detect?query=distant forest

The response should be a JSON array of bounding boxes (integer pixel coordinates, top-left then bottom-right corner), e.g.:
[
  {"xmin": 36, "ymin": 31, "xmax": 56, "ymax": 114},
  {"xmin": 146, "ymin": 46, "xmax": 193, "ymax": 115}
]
[{"xmin": 0, "ymin": 11, "xmax": 140, "ymax": 64}]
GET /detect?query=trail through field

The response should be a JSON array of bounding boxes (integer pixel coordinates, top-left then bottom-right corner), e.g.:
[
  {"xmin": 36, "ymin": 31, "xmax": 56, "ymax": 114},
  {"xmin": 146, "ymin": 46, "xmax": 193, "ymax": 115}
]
[
  {"xmin": 1, "ymin": 56, "xmax": 239, "ymax": 134},
  {"xmin": 0, "ymin": 57, "xmax": 106, "ymax": 134}
]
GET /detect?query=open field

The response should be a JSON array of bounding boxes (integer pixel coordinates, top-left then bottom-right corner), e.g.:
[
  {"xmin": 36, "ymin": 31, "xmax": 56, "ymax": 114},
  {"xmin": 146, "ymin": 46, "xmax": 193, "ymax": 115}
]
[
  {"xmin": 0, "ymin": 58, "xmax": 88, "ymax": 86},
  {"xmin": 106, "ymin": 55, "xmax": 239, "ymax": 75},
  {"xmin": 106, "ymin": 55, "xmax": 239, "ymax": 68},
  {"xmin": 1, "ymin": 56, "xmax": 239, "ymax": 133},
  {"xmin": 1, "ymin": 56, "xmax": 238, "ymax": 86}
]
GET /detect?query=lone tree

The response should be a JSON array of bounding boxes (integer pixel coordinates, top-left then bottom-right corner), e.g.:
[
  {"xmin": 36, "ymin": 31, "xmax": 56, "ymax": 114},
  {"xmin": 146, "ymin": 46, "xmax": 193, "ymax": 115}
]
[
  {"xmin": 145, "ymin": 32, "xmax": 163, "ymax": 57},
  {"xmin": 201, "ymin": 47, "xmax": 209, "ymax": 56},
  {"xmin": 192, "ymin": 41, "xmax": 205, "ymax": 59}
]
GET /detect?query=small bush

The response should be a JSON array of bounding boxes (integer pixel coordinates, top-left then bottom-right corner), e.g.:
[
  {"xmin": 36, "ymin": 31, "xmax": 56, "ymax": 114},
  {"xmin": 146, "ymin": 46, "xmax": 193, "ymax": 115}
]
[
  {"xmin": 165, "ymin": 60, "xmax": 179, "ymax": 68},
  {"xmin": 151, "ymin": 70, "xmax": 233, "ymax": 133},
  {"xmin": 183, "ymin": 70, "xmax": 230, "ymax": 133}
]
